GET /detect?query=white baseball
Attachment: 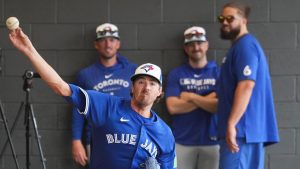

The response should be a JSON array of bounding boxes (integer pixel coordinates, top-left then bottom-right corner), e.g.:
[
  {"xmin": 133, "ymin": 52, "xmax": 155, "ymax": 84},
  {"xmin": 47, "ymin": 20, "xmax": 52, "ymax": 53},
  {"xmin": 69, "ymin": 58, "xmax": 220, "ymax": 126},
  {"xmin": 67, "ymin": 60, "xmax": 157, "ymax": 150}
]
[{"xmin": 6, "ymin": 17, "xmax": 20, "ymax": 30}]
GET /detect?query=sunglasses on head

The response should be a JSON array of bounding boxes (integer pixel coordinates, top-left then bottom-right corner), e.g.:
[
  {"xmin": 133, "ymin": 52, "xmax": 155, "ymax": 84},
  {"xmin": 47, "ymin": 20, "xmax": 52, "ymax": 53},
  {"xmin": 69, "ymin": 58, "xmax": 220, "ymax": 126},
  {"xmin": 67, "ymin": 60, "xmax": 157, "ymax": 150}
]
[
  {"xmin": 98, "ymin": 30, "xmax": 117, "ymax": 36},
  {"xmin": 217, "ymin": 15, "xmax": 235, "ymax": 23},
  {"xmin": 184, "ymin": 32, "xmax": 204, "ymax": 39}
]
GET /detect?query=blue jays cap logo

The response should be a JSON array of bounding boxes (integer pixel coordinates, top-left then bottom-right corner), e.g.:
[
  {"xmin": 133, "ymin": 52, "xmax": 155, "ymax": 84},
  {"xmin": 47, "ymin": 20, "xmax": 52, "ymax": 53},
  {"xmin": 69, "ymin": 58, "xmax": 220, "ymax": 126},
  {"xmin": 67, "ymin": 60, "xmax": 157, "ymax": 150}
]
[
  {"xmin": 140, "ymin": 64, "xmax": 155, "ymax": 73},
  {"xmin": 131, "ymin": 63, "xmax": 163, "ymax": 85}
]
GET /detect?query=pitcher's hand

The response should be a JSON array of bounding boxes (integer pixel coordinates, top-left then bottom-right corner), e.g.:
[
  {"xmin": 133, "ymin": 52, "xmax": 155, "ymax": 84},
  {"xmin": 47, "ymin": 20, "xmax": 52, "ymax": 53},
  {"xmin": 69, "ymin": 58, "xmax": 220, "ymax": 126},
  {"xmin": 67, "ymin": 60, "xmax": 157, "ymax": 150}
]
[{"xmin": 9, "ymin": 28, "xmax": 34, "ymax": 54}]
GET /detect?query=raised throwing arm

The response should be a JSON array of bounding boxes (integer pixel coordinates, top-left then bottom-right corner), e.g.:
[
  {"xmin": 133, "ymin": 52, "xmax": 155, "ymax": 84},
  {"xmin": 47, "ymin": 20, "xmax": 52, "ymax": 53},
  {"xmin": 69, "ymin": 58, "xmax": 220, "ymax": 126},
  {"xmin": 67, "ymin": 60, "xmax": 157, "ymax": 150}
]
[{"xmin": 9, "ymin": 28, "xmax": 71, "ymax": 96}]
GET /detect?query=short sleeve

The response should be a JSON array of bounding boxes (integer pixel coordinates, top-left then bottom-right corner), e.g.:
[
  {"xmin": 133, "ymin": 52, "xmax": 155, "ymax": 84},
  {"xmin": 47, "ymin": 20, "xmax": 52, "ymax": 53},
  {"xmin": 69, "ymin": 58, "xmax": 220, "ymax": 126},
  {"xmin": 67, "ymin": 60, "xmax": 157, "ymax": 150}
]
[
  {"xmin": 65, "ymin": 84, "xmax": 88, "ymax": 113},
  {"xmin": 233, "ymin": 43, "xmax": 259, "ymax": 82}
]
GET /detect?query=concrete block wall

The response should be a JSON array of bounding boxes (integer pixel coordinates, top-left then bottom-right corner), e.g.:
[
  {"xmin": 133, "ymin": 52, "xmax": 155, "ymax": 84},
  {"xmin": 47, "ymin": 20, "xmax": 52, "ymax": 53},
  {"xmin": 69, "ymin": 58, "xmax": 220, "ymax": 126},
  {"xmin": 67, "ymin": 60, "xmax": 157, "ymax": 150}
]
[{"xmin": 0, "ymin": 0, "xmax": 299, "ymax": 168}]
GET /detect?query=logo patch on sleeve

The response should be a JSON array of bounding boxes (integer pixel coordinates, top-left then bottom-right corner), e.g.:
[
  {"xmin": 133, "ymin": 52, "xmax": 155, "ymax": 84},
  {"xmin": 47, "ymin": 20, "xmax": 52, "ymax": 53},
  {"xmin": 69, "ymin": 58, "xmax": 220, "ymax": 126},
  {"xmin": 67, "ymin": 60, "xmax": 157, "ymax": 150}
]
[{"xmin": 243, "ymin": 65, "xmax": 252, "ymax": 76}]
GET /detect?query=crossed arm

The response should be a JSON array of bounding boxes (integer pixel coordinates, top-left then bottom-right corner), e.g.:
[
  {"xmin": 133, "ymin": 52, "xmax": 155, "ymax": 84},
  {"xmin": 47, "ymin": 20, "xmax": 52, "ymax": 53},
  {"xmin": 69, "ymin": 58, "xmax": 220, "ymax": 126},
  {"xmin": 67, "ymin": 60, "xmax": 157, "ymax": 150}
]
[{"xmin": 166, "ymin": 91, "xmax": 218, "ymax": 115}]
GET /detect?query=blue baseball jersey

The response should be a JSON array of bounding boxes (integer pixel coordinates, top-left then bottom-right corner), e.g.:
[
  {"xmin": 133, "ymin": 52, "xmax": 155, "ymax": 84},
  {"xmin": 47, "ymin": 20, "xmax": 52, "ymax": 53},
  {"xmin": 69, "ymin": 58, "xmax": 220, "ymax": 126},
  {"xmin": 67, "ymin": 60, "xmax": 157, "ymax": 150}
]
[
  {"xmin": 165, "ymin": 61, "xmax": 219, "ymax": 145},
  {"xmin": 72, "ymin": 55, "xmax": 137, "ymax": 143},
  {"xmin": 67, "ymin": 84, "xmax": 177, "ymax": 169},
  {"xmin": 217, "ymin": 34, "xmax": 279, "ymax": 145}
]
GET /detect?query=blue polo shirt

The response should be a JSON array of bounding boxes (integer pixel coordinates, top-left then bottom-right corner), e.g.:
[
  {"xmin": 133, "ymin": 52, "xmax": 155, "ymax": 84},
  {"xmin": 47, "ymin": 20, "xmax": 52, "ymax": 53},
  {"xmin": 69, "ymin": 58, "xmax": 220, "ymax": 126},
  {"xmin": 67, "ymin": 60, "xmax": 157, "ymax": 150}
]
[{"xmin": 217, "ymin": 34, "xmax": 279, "ymax": 145}]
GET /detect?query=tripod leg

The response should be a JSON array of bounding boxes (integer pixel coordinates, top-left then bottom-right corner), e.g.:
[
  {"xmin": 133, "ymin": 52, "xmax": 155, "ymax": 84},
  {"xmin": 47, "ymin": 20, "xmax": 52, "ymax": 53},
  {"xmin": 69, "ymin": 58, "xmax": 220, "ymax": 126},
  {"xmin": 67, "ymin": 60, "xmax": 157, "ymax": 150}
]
[
  {"xmin": 29, "ymin": 104, "xmax": 47, "ymax": 169},
  {"xmin": 0, "ymin": 102, "xmax": 24, "ymax": 156},
  {"xmin": 0, "ymin": 101, "xmax": 21, "ymax": 169},
  {"xmin": 25, "ymin": 103, "xmax": 30, "ymax": 169}
]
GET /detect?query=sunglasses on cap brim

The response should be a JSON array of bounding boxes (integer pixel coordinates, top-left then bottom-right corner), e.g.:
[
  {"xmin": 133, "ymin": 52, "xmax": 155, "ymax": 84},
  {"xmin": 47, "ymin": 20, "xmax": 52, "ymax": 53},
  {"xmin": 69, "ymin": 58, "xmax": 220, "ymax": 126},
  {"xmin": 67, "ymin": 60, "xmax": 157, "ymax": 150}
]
[
  {"xmin": 184, "ymin": 32, "xmax": 205, "ymax": 39},
  {"xmin": 97, "ymin": 30, "xmax": 118, "ymax": 36}
]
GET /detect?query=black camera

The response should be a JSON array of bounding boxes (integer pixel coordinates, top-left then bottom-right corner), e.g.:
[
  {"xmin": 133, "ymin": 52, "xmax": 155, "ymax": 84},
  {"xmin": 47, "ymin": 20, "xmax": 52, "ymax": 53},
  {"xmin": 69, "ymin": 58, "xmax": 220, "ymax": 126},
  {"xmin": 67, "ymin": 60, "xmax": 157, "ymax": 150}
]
[{"xmin": 23, "ymin": 70, "xmax": 40, "ymax": 79}]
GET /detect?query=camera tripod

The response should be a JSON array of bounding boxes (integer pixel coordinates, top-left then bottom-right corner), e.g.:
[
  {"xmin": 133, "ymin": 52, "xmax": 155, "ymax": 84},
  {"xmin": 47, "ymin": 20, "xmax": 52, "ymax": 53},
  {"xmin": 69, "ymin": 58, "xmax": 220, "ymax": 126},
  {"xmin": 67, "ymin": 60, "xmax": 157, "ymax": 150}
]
[{"xmin": 0, "ymin": 70, "xmax": 46, "ymax": 169}]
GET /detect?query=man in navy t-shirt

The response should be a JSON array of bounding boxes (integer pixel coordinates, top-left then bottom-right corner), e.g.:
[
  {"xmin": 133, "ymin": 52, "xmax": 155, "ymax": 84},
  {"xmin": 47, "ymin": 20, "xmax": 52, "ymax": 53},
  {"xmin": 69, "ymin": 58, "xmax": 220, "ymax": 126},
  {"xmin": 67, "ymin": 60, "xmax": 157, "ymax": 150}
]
[{"xmin": 165, "ymin": 26, "xmax": 219, "ymax": 169}]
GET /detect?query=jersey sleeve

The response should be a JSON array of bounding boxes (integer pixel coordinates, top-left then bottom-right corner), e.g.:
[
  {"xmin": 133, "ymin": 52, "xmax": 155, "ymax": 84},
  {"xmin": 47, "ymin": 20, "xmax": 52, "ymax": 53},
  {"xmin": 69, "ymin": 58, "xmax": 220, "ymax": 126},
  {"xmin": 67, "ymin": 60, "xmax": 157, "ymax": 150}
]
[
  {"xmin": 233, "ymin": 43, "xmax": 259, "ymax": 82},
  {"xmin": 165, "ymin": 70, "xmax": 181, "ymax": 97},
  {"xmin": 158, "ymin": 144, "xmax": 177, "ymax": 169},
  {"xmin": 155, "ymin": 122, "xmax": 177, "ymax": 169},
  {"xmin": 71, "ymin": 73, "xmax": 88, "ymax": 141},
  {"xmin": 65, "ymin": 84, "xmax": 86, "ymax": 112},
  {"xmin": 71, "ymin": 107, "xmax": 85, "ymax": 140},
  {"xmin": 66, "ymin": 84, "xmax": 110, "ymax": 127}
]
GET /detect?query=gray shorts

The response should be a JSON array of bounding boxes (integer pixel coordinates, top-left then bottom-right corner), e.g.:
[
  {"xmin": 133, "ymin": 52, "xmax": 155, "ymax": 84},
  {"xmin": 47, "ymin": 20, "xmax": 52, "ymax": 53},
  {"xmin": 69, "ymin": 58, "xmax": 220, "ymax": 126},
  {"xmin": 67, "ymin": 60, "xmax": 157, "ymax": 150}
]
[{"xmin": 176, "ymin": 143, "xmax": 219, "ymax": 169}]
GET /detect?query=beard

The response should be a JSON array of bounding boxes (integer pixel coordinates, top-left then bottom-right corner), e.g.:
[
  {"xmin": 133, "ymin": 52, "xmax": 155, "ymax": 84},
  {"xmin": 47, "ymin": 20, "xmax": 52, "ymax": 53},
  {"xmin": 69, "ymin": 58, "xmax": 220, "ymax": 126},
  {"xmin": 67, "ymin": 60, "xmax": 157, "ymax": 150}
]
[{"xmin": 220, "ymin": 26, "xmax": 240, "ymax": 40}]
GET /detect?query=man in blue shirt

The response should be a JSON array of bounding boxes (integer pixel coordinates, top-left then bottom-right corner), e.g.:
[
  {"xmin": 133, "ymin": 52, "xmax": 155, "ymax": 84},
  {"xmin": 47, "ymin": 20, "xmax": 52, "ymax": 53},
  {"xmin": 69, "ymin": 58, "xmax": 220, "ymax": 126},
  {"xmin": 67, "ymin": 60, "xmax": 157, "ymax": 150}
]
[
  {"xmin": 8, "ymin": 28, "xmax": 177, "ymax": 169},
  {"xmin": 71, "ymin": 23, "xmax": 137, "ymax": 166},
  {"xmin": 217, "ymin": 1, "xmax": 280, "ymax": 169},
  {"xmin": 165, "ymin": 26, "xmax": 219, "ymax": 169}
]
